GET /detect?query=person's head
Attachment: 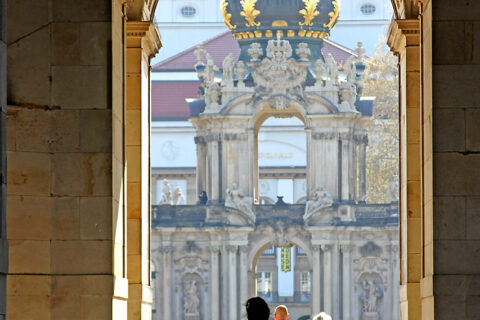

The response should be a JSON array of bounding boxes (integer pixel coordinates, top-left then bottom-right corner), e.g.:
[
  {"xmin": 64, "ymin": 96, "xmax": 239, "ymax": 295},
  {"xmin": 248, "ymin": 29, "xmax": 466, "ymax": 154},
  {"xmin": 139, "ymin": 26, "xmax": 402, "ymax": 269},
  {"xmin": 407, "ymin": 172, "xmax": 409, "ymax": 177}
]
[
  {"xmin": 274, "ymin": 305, "xmax": 289, "ymax": 320},
  {"xmin": 312, "ymin": 312, "xmax": 332, "ymax": 320},
  {"xmin": 245, "ymin": 297, "xmax": 270, "ymax": 320}
]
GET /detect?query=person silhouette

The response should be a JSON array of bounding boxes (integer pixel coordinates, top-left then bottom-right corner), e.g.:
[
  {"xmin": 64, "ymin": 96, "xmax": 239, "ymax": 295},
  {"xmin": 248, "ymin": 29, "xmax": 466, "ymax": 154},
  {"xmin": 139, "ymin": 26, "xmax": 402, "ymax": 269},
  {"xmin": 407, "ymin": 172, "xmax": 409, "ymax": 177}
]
[{"xmin": 245, "ymin": 297, "xmax": 270, "ymax": 320}]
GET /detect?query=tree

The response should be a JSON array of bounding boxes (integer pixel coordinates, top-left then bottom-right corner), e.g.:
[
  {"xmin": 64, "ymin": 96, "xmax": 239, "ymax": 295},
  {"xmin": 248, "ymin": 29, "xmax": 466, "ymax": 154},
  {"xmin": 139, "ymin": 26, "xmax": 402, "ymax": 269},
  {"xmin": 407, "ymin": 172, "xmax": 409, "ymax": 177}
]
[{"xmin": 362, "ymin": 43, "xmax": 399, "ymax": 204}]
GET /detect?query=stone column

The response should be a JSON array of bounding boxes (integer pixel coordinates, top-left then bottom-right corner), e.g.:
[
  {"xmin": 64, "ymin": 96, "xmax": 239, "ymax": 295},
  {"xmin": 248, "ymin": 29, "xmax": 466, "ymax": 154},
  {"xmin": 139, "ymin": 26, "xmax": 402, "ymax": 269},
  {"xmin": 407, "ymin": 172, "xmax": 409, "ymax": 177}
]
[
  {"xmin": 311, "ymin": 246, "xmax": 322, "ymax": 315},
  {"xmin": 161, "ymin": 246, "xmax": 173, "ymax": 320},
  {"xmin": 195, "ymin": 136, "xmax": 207, "ymax": 197},
  {"xmin": 209, "ymin": 246, "xmax": 221, "ymax": 320},
  {"xmin": 358, "ymin": 138, "xmax": 367, "ymax": 202},
  {"xmin": 322, "ymin": 245, "xmax": 333, "ymax": 315},
  {"xmin": 239, "ymin": 246, "xmax": 249, "ymax": 307},
  {"xmin": 306, "ymin": 127, "xmax": 315, "ymax": 197},
  {"xmin": 341, "ymin": 245, "xmax": 353, "ymax": 320},
  {"xmin": 227, "ymin": 245, "xmax": 238, "ymax": 320},
  {"xmin": 341, "ymin": 135, "xmax": 351, "ymax": 201},
  {"xmin": 331, "ymin": 245, "xmax": 340, "ymax": 319},
  {"xmin": 208, "ymin": 135, "xmax": 221, "ymax": 202}
]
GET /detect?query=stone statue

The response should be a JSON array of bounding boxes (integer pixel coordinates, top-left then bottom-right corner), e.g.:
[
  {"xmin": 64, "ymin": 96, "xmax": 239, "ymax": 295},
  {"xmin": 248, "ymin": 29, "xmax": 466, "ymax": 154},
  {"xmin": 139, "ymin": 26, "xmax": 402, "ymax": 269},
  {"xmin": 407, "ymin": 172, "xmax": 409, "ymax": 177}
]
[
  {"xmin": 160, "ymin": 179, "xmax": 172, "ymax": 205},
  {"xmin": 204, "ymin": 53, "xmax": 217, "ymax": 87},
  {"xmin": 225, "ymin": 182, "xmax": 255, "ymax": 219},
  {"xmin": 296, "ymin": 43, "xmax": 311, "ymax": 61},
  {"xmin": 304, "ymin": 186, "xmax": 333, "ymax": 221},
  {"xmin": 313, "ymin": 59, "xmax": 327, "ymax": 80},
  {"xmin": 362, "ymin": 280, "xmax": 381, "ymax": 314},
  {"xmin": 343, "ymin": 56, "xmax": 357, "ymax": 84},
  {"xmin": 355, "ymin": 41, "xmax": 366, "ymax": 61},
  {"xmin": 234, "ymin": 60, "xmax": 247, "ymax": 86},
  {"xmin": 222, "ymin": 53, "xmax": 235, "ymax": 82},
  {"xmin": 325, "ymin": 53, "xmax": 338, "ymax": 85},
  {"xmin": 183, "ymin": 280, "xmax": 200, "ymax": 319},
  {"xmin": 204, "ymin": 82, "xmax": 221, "ymax": 112},
  {"xmin": 194, "ymin": 44, "xmax": 207, "ymax": 66},
  {"xmin": 173, "ymin": 186, "xmax": 186, "ymax": 205},
  {"xmin": 248, "ymin": 42, "xmax": 263, "ymax": 61}
]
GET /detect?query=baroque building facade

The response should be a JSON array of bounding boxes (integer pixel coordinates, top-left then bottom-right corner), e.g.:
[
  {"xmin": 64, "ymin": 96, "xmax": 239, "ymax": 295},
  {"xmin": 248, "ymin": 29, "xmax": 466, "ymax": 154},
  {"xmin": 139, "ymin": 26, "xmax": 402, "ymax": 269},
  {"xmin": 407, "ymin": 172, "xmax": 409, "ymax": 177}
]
[{"xmin": 152, "ymin": 1, "xmax": 399, "ymax": 319}]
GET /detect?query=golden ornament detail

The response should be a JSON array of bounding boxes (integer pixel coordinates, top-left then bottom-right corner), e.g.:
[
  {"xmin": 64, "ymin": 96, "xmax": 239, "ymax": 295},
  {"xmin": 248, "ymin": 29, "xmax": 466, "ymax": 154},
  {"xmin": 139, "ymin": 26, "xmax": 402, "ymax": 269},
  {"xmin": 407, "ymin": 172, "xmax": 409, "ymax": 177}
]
[
  {"xmin": 221, "ymin": 0, "xmax": 237, "ymax": 30},
  {"xmin": 324, "ymin": 0, "xmax": 340, "ymax": 29},
  {"xmin": 298, "ymin": 0, "xmax": 320, "ymax": 26},
  {"xmin": 240, "ymin": 0, "xmax": 261, "ymax": 27}
]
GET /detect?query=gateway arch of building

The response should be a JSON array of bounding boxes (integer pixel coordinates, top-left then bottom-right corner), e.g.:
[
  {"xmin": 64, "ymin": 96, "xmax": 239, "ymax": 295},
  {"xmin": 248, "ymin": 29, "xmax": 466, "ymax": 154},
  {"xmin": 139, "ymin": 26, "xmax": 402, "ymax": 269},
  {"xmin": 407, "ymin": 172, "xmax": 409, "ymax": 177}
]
[{"xmin": 152, "ymin": 1, "xmax": 399, "ymax": 320}]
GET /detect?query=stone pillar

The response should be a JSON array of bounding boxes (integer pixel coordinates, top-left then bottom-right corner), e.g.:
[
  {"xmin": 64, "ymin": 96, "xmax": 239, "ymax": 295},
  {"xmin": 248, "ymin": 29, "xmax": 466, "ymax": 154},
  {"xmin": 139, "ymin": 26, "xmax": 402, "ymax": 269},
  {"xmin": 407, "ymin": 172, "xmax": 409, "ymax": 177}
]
[
  {"xmin": 209, "ymin": 246, "xmax": 221, "ymax": 320},
  {"xmin": 358, "ymin": 139, "xmax": 367, "ymax": 202},
  {"xmin": 161, "ymin": 246, "xmax": 173, "ymax": 320},
  {"xmin": 331, "ymin": 245, "xmax": 340, "ymax": 319},
  {"xmin": 227, "ymin": 245, "xmax": 238, "ymax": 320},
  {"xmin": 239, "ymin": 246, "xmax": 249, "ymax": 307},
  {"xmin": 195, "ymin": 137, "xmax": 207, "ymax": 197},
  {"xmin": 126, "ymin": 21, "xmax": 161, "ymax": 319},
  {"xmin": 341, "ymin": 245, "xmax": 352, "ymax": 320},
  {"xmin": 388, "ymin": 19, "xmax": 422, "ymax": 320},
  {"xmin": 341, "ymin": 136, "xmax": 351, "ymax": 201},
  {"xmin": 306, "ymin": 127, "xmax": 315, "ymax": 198},
  {"xmin": 311, "ymin": 246, "xmax": 322, "ymax": 315},
  {"xmin": 322, "ymin": 245, "xmax": 333, "ymax": 315},
  {"xmin": 207, "ymin": 135, "xmax": 221, "ymax": 202}
]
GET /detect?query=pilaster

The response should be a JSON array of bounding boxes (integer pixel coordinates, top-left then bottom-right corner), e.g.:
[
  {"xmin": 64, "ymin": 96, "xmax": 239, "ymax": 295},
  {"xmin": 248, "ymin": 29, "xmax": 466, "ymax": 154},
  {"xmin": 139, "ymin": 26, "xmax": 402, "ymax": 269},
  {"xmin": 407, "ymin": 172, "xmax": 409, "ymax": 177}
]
[
  {"xmin": 321, "ymin": 244, "xmax": 333, "ymax": 315},
  {"xmin": 388, "ymin": 18, "xmax": 422, "ymax": 320},
  {"xmin": 341, "ymin": 245, "xmax": 353, "ymax": 320},
  {"xmin": 311, "ymin": 245, "xmax": 322, "ymax": 315},
  {"xmin": 126, "ymin": 20, "xmax": 161, "ymax": 320},
  {"xmin": 227, "ymin": 245, "xmax": 238, "ymax": 320},
  {"xmin": 209, "ymin": 246, "xmax": 221, "ymax": 320}
]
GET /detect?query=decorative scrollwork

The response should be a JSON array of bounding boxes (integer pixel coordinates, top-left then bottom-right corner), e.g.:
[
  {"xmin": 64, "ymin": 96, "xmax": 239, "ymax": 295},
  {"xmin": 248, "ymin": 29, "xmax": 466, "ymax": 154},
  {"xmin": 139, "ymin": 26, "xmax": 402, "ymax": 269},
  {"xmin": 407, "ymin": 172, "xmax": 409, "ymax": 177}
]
[
  {"xmin": 299, "ymin": 0, "xmax": 320, "ymax": 26},
  {"xmin": 240, "ymin": 0, "xmax": 261, "ymax": 27},
  {"xmin": 221, "ymin": 0, "xmax": 237, "ymax": 30},
  {"xmin": 324, "ymin": 0, "xmax": 340, "ymax": 29}
]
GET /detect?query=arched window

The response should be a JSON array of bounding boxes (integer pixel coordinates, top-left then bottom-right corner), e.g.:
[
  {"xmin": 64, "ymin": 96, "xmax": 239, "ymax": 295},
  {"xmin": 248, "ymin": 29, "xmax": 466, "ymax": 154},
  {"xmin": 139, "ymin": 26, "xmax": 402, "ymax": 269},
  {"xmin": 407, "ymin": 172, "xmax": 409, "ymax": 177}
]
[
  {"xmin": 360, "ymin": 3, "xmax": 376, "ymax": 15},
  {"xmin": 180, "ymin": 6, "xmax": 196, "ymax": 18}
]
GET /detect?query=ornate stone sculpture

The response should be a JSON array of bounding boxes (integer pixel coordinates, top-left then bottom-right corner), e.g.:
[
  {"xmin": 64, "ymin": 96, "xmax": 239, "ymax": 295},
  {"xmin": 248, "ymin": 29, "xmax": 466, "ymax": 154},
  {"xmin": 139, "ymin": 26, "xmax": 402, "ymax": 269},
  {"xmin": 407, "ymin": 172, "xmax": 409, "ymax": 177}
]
[
  {"xmin": 343, "ymin": 56, "xmax": 357, "ymax": 84},
  {"xmin": 296, "ymin": 42, "xmax": 311, "ymax": 61},
  {"xmin": 194, "ymin": 44, "xmax": 207, "ymax": 66},
  {"xmin": 204, "ymin": 82, "xmax": 221, "ymax": 112},
  {"xmin": 205, "ymin": 53, "xmax": 217, "ymax": 87},
  {"xmin": 183, "ymin": 280, "xmax": 200, "ymax": 320},
  {"xmin": 234, "ymin": 60, "xmax": 247, "ymax": 87},
  {"xmin": 250, "ymin": 35, "xmax": 309, "ymax": 109},
  {"xmin": 225, "ymin": 182, "xmax": 255, "ymax": 220},
  {"xmin": 173, "ymin": 186, "xmax": 186, "ymax": 205},
  {"xmin": 355, "ymin": 41, "xmax": 366, "ymax": 61},
  {"xmin": 304, "ymin": 185, "xmax": 333, "ymax": 221},
  {"xmin": 313, "ymin": 59, "xmax": 326, "ymax": 80},
  {"xmin": 325, "ymin": 53, "xmax": 338, "ymax": 85},
  {"xmin": 361, "ymin": 280, "xmax": 382, "ymax": 320},
  {"xmin": 222, "ymin": 53, "xmax": 235, "ymax": 83},
  {"xmin": 248, "ymin": 42, "xmax": 263, "ymax": 61},
  {"xmin": 160, "ymin": 179, "xmax": 173, "ymax": 205}
]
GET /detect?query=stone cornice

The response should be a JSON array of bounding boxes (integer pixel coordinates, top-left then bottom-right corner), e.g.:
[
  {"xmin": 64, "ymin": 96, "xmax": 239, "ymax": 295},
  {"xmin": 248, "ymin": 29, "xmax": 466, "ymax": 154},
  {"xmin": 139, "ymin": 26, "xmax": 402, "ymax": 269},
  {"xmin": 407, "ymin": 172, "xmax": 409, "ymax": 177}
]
[
  {"xmin": 387, "ymin": 19, "xmax": 420, "ymax": 55},
  {"xmin": 126, "ymin": 21, "xmax": 162, "ymax": 57}
]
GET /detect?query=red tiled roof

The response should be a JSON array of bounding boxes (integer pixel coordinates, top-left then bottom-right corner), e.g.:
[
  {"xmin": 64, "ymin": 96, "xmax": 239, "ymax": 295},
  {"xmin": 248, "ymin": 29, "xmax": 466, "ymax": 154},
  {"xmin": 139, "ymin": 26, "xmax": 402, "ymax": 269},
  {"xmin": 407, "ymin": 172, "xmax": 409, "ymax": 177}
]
[
  {"xmin": 152, "ymin": 81, "xmax": 200, "ymax": 119},
  {"xmin": 152, "ymin": 32, "xmax": 241, "ymax": 71},
  {"xmin": 152, "ymin": 31, "xmax": 357, "ymax": 71}
]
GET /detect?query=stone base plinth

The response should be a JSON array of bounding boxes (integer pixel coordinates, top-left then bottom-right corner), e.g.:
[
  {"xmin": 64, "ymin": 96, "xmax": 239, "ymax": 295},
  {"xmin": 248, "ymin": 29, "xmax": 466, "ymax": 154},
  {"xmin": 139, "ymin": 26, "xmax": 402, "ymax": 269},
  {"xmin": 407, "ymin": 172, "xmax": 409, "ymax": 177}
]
[
  {"xmin": 362, "ymin": 312, "xmax": 379, "ymax": 320},
  {"xmin": 185, "ymin": 313, "xmax": 200, "ymax": 320}
]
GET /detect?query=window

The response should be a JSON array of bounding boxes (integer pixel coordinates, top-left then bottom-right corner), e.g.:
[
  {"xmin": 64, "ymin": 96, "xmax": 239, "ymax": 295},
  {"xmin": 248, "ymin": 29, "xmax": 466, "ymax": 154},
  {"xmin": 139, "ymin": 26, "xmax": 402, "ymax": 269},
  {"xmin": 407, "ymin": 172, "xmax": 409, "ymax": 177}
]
[
  {"xmin": 256, "ymin": 272, "xmax": 273, "ymax": 300},
  {"xmin": 180, "ymin": 6, "xmax": 196, "ymax": 17},
  {"xmin": 360, "ymin": 4, "xmax": 376, "ymax": 15},
  {"xmin": 300, "ymin": 271, "xmax": 310, "ymax": 301}
]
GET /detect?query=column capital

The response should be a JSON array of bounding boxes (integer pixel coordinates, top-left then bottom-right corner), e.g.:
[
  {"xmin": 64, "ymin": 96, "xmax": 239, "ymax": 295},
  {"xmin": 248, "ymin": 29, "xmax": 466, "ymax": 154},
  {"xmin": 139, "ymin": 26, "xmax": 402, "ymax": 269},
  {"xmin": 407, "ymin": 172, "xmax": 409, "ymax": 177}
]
[
  {"xmin": 239, "ymin": 245, "xmax": 249, "ymax": 253},
  {"xmin": 387, "ymin": 19, "xmax": 420, "ymax": 55},
  {"xmin": 321, "ymin": 244, "xmax": 333, "ymax": 252},
  {"xmin": 226, "ymin": 245, "xmax": 238, "ymax": 253},
  {"xmin": 159, "ymin": 246, "xmax": 173, "ymax": 254},
  {"xmin": 126, "ymin": 21, "xmax": 162, "ymax": 57},
  {"xmin": 312, "ymin": 245, "xmax": 322, "ymax": 252},
  {"xmin": 209, "ymin": 245, "xmax": 221, "ymax": 254},
  {"xmin": 340, "ymin": 244, "xmax": 354, "ymax": 253}
]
